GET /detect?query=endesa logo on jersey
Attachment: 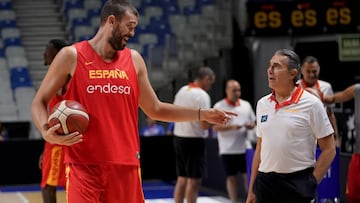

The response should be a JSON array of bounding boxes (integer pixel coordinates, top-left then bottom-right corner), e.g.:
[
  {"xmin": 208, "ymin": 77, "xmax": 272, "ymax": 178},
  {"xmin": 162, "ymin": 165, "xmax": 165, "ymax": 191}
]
[{"xmin": 87, "ymin": 69, "xmax": 131, "ymax": 95}]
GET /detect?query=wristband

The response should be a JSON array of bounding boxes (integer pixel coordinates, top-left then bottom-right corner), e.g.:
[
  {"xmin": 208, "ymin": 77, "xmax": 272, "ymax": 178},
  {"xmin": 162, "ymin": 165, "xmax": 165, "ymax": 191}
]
[{"xmin": 198, "ymin": 108, "xmax": 201, "ymax": 121}]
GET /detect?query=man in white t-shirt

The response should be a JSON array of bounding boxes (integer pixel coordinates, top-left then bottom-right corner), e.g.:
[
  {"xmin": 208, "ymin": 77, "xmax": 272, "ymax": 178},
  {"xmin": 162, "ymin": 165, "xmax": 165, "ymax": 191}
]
[
  {"xmin": 213, "ymin": 80, "xmax": 256, "ymax": 203},
  {"xmin": 297, "ymin": 56, "xmax": 339, "ymax": 146},
  {"xmin": 173, "ymin": 67, "xmax": 215, "ymax": 203},
  {"xmin": 246, "ymin": 49, "xmax": 336, "ymax": 203}
]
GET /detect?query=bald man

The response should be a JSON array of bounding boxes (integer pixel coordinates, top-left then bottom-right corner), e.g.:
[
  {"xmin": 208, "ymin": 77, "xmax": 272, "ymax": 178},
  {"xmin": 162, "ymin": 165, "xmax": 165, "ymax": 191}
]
[{"xmin": 213, "ymin": 80, "xmax": 256, "ymax": 203}]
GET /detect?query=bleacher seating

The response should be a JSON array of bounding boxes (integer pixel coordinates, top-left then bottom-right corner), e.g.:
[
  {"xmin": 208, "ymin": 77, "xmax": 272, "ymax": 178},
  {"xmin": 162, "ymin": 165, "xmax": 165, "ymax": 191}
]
[
  {"xmin": 62, "ymin": 0, "xmax": 83, "ymax": 16},
  {"xmin": 60, "ymin": 0, "xmax": 228, "ymax": 90},
  {"xmin": 0, "ymin": 102, "xmax": 18, "ymax": 121},
  {"xmin": 14, "ymin": 87, "xmax": 36, "ymax": 121},
  {"xmin": 7, "ymin": 55, "xmax": 28, "ymax": 69},
  {"xmin": 0, "ymin": 0, "xmax": 12, "ymax": 10},
  {"xmin": 0, "ymin": 0, "xmax": 34, "ymax": 125},
  {"xmin": 0, "ymin": 39, "xmax": 4, "ymax": 57},
  {"xmin": 11, "ymin": 1, "xmax": 222, "ymax": 79},
  {"xmin": 0, "ymin": 10, "xmax": 16, "ymax": 28},
  {"xmin": 0, "ymin": 0, "xmax": 231, "ymax": 137},
  {"xmin": 0, "ymin": 57, "xmax": 10, "ymax": 90},
  {"xmin": 83, "ymin": 0, "xmax": 102, "ymax": 11},
  {"xmin": 5, "ymin": 45, "xmax": 25, "ymax": 58},
  {"xmin": 73, "ymin": 25, "xmax": 94, "ymax": 41},
  {"xmin": 89, "ymin": 15, "xmax": 100, "ymax": 31},
  {"xmin": 1, "ymin": 27, "xmax": 21, "ymax": 42},
  {"xmin": 66, "ymin": 7, "xmax": 88, "ymax": 31},
  {"xmin": 10, "ymin": 67, "xmax": 32, "ymax": 89},
  {"xmin": 178, "ymin": 0, "xmax": 197, "ymax": 12},
  {"xmin": 126, "ymin": 42, "xmax": 143, "ymax": 53},
  {"xmin": 168, "ymin": 14, "xmax": 186, "ymax": 36}
]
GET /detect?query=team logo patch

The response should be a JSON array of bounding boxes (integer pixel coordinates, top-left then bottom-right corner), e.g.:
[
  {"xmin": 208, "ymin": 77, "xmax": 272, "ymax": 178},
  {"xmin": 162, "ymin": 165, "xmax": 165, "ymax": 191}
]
[{"xmin": 261, "ymin": 115, "xmax": 268, "ymax": 122}]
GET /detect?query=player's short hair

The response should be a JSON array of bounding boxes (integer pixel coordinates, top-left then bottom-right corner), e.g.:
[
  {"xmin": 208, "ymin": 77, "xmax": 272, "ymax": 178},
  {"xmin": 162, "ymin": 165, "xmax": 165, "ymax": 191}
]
[
  {"xmin": 48, "ymin": 39, "xmax": 70, "ymax": 52},
  {"xmin": 302, "ymin": 56, "xmax": 319, "ymax": 66},
  {"xmin": 100, "ymin": 0, "xmax": 139, "ymax": 25},
  {"xmin": 195, "ymin": 66, "xmax": 215, "ymax": 80}
]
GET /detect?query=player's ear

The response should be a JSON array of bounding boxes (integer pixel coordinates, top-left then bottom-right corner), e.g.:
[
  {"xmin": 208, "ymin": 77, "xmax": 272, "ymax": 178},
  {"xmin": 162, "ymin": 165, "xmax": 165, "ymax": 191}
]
[
  {"xmin": 290, "ymin": 68, "xmax": 298, "ymax": 79},
  {"xmin": 108, "ymin": 15, "xmax": 116, "ymax": 25}
]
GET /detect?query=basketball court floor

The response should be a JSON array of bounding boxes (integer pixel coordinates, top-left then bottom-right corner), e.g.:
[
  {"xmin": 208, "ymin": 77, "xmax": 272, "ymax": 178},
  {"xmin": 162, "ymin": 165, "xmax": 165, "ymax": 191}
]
[{"xmin": 0, "ymin": 181, "xmax": 234, "ymax": 203}]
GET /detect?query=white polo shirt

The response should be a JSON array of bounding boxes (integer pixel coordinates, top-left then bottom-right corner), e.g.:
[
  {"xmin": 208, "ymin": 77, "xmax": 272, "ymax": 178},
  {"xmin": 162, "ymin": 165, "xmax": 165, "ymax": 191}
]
[
  {"xmin": 297, "ymin": 79, "xmax": 335, "ymax": 108},
  {"xmin": 173, "ymin": 84, "xmax": 211, "ymax": 138},
  {"xmin": 256, "ymin": 86, "xmax": 334, "ymax": 173},
  {"xmin": 213, "ymin": 98, "xmax": 256, "ymax": 154}
]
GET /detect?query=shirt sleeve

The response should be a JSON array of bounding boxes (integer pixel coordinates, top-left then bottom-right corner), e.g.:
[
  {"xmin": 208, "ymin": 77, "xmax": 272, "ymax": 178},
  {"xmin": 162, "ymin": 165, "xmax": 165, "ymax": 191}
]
[
  {"xmin": 249, "ymin": 104, "xmax": 256, "ymax": 122},
  {"xmin": 310, "ymin": 99, "xmax": 334, "ymax": 139},
  {"xmin": 322, "ymin": 83, "xmax": 335, "ymax": 108},
  {"xmin": 256, "ymin": 99, "xmax": 263, "ymax": 138},
  {"xmin": 199, "ymin": 92, "xmax": 211, "ymax": 109},
  {"xmin": 213, "ymin": 101, "xmax": 220, "ymax": 109}
]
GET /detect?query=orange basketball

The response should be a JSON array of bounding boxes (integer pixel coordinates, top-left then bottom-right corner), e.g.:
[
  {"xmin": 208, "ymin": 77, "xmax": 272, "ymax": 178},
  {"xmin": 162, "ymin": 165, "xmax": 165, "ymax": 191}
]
[{"xmin": 48, "ymin": 100, "xmax": 89, "ymax": 135}]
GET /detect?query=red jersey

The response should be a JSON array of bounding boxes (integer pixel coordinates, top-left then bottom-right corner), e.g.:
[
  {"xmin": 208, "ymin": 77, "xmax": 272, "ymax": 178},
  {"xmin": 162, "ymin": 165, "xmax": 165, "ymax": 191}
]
[
  {"xmin": 62, "ymin": 41, "xmax": 140, "ymax": 166},
  {"xmin": 48, "ymin": 94, "xmax": 62, "ymax": 112},
  {"xmin": 41, "ymin": 93, "xmax": 66, "ymax": 188}
]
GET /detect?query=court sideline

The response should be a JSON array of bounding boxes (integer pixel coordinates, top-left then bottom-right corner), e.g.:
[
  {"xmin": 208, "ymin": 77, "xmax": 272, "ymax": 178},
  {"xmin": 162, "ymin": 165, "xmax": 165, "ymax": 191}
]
[{"xmin": 0, "ymin": 181, "xmax": 235, "ymax": 203}]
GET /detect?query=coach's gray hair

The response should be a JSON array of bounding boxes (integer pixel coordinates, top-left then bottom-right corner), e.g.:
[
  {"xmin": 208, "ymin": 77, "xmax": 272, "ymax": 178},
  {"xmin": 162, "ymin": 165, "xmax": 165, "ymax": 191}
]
[{"xmin": 274, "ymin": 49, "xmax": 301, "ymax": 85}]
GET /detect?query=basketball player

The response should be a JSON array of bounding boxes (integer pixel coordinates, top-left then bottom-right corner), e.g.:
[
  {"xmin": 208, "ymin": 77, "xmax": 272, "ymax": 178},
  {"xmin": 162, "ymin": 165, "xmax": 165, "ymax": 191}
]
[
  {"xmin": 39, "ymin": 39, "xmax": 70, "ymax": 203},
  {"xmin": 246, "ymin": 49, "xmax": 336, "ymax": 203},
  {"xmin": 298, "ymin": 56, "xmax": 340, "ymax": 146},
  {"xmin": 213, "ymin": 79, "xmax": 256, "ymax": 203},
  {"xmin": 31, "ymin": 1, "xmax": 234, "ymax": 202},
  {"xmin": 323, "ymin": 84, "xmax": 360, "ymax": 203}
]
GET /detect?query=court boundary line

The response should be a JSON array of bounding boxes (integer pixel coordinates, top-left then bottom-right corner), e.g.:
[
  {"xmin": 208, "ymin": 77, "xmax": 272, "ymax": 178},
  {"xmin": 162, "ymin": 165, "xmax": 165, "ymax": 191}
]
[{"xmin": 16, "ymin": 192, "xmax": 29, "ymax": 203}]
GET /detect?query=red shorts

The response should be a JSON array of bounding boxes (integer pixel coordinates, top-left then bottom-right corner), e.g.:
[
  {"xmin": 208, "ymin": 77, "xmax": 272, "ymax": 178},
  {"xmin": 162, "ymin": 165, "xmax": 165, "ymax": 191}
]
[
  {"xmin": 41, "ymin": 142, "xmax": 66, "ymax": 188},
  {"xmin": 347, "ymin": 153, "xmax": 360, "ymax": 201},
  {"xmin": 66, "ymin": 163, "xmax": 144, "ymax": 203}
]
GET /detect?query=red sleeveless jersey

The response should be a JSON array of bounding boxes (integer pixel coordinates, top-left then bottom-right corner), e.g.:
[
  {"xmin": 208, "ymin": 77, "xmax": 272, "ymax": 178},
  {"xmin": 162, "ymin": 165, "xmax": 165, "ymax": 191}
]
[{"xmin": 62, "ymin": 41, "xmax": 140, "ymax": 165}]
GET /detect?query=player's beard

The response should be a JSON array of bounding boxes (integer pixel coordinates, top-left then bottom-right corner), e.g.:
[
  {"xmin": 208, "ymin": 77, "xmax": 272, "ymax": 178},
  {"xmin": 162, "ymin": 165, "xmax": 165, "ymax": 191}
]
[{"xmin": 109, "ymin": 28, "xmax": 127, "ymax": 51}]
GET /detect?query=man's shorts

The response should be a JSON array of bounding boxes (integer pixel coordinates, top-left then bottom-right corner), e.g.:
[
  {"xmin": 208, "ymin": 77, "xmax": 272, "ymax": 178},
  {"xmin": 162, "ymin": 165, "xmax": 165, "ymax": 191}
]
[
  {"xmin": 173, "ymin": 136, "xmax": 206, "ymax": 178},
  {"xmin": 41, "ymin": 143, "xmax": 66, "ymax": 188},
  {"xmin": 66, "ymin": 163, "xmax": 144, "ymax": 203},
  {"xmin": 221, "ymin": 154, "xmax": 247, "ymax": 176}
]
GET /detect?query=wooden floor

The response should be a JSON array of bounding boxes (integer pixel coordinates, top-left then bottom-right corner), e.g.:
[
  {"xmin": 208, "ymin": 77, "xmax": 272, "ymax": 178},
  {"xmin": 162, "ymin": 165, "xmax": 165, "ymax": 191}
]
[
  {"xmin": 0, "ymin": 191, "xmax": 66, "ymax": 203},
  {"xmin": 0, "ymin": 182, "xmax": 233, "ymax": 203},
  {"xmin": 0, "ymin": 191, "xmax": 231, "ymax": 203}
]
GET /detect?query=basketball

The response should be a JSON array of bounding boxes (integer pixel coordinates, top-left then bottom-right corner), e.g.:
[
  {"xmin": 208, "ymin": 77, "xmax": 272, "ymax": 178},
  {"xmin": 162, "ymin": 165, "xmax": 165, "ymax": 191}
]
[{"xmin": 48, "ymin": 100, "xmax": 89, "ymax": 135}]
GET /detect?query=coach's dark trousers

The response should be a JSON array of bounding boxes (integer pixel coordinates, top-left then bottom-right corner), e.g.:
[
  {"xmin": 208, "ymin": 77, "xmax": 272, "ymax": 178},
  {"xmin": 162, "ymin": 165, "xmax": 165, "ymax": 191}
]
[{"xmin": 254, "ymin": 167, "xmax": 318, "ymax": 203}]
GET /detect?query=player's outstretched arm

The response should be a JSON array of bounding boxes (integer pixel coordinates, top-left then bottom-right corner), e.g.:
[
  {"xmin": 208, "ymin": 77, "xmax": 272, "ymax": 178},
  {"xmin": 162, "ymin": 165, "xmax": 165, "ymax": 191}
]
[
  {"xmin": 131, "ymin": 49, "xmax": 236, "ymax": 125},
  {"xmin": 323, "ymin": 84, "xmax": 356, "ymax": 104}
]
